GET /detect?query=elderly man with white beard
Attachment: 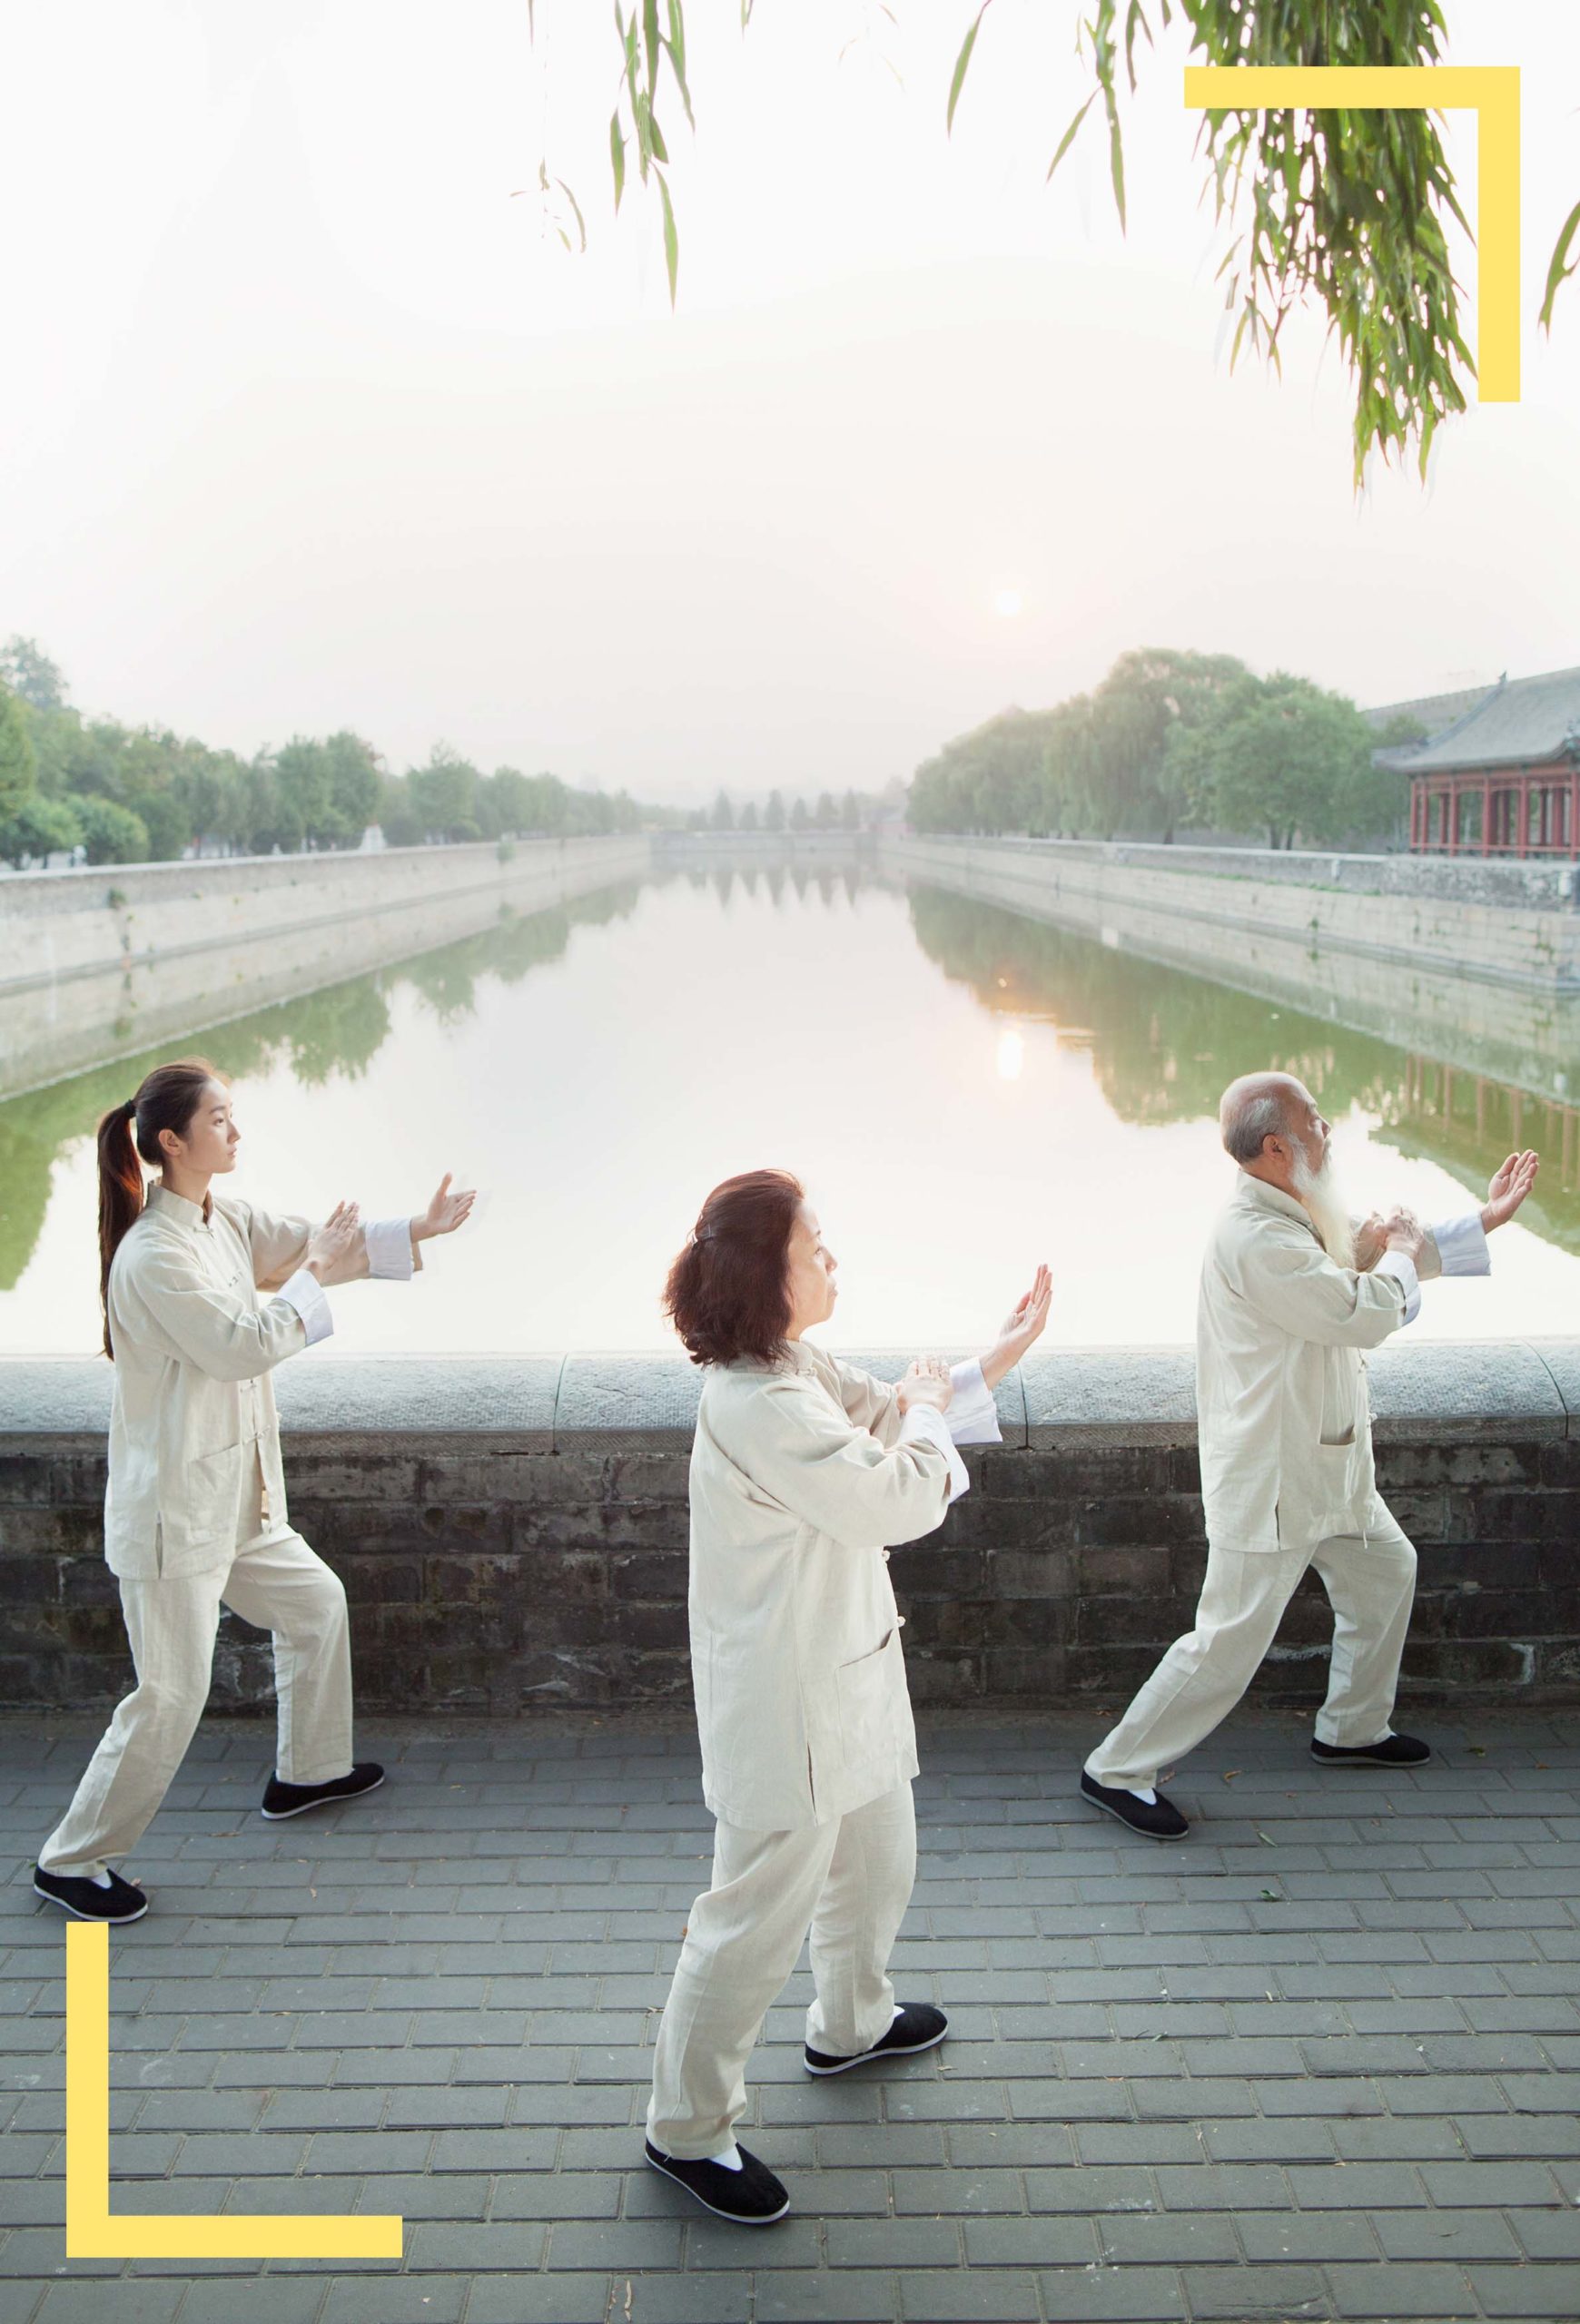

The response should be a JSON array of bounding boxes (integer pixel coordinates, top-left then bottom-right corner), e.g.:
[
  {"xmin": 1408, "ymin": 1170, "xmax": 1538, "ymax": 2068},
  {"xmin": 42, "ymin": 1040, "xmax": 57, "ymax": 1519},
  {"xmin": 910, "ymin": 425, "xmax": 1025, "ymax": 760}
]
[{"xmin": 1081, "ymin": 1071, "xmax": 1539, "ymax": 1841}]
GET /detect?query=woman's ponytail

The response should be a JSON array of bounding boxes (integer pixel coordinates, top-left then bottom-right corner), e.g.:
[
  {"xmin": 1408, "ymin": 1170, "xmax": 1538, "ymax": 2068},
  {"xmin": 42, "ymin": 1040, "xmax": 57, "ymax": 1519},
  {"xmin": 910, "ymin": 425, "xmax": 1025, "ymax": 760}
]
[{"xmin": 97, "ymin": 1058, "xmax": 224, "ymax": 1360}]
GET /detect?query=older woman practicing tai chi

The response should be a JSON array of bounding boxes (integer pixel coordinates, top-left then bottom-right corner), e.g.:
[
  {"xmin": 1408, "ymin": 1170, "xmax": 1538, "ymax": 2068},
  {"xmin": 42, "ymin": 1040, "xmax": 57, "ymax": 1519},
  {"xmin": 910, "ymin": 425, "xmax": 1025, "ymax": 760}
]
[
  {"xmin": 32, "ymin": 1057, "xmax": 475, "ymax": 1926},
  {"xmin": 1081, "ymin": 1070, "xmax": 1539, "ymax": 1843},
  {"xmin": 643, "ymin": 1170, "xmax": 1051, "ymax": 2224}
]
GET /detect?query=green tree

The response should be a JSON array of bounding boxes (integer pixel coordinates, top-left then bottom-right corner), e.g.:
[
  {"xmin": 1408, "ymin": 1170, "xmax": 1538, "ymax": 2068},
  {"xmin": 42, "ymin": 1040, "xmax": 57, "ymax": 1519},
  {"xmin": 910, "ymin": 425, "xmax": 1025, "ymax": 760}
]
[
  {"xmin": 709, "ymin": 788, "xmax": 735, "ymax": 832},
  {"xmin": 408, "ymin": 745, "xmax": 481, "ymax": 843},
  {"xmin": 764, "ymin": 788, "xmax": 786, "ymax": 832},
  {"xmin": 1170, "ymin": 670, "xmax": 1378, "ymax": 848},
  {"xmin": 814, "ymin": 792, "xmax": 837, "ymax": 830},
  {"xmin": 533, "ymin": 3, "xmax": 1576, "ymax": 483},
  {"xmin": 0, "ymin": 635, "xmax": 66, "ymax": 712},
  {"xmin": 738, "ymin": 799, "xmax": 760, "ymax": 832},
  {"xmin": 1083, "ymin": 648, "xmax": 1249, "ymax": 840},
  {"xmin": 0, "ymin": 792, "xmax": 82, "ymax": 870},
  {"xmin": 841, "ymin": 788, "xmax": 860, "ymax": 832},
  {"xmin": 0, "ymin": 684, "xmax": 37, "ymax": 821},
  {"xmin": 74, "ymin": 794, "xmax": 150, "ymax": 864},
  {"xmin": 137, "ymin": 792, "xmax": 192, "ymax": 862},
  {"xmin": 789, "ymin": 795, "xmax": 810, "ymax": 832}
]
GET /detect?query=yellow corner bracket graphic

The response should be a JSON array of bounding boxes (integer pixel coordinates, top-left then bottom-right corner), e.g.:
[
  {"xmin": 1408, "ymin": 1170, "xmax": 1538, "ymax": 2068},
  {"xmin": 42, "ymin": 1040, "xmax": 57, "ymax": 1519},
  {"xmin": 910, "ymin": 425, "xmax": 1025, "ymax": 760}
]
[
  {"xmin": 1183, "ymin": 65, "xmax": 1520, "ymax": 402},
  {"xmin": 66, "ymin": 1923, "xmax": 403, "ymax": 2261}
]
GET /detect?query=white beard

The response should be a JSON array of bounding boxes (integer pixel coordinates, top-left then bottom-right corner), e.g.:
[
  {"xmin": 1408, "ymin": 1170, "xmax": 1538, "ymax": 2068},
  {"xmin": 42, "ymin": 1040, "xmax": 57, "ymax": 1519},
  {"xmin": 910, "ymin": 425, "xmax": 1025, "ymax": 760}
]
[{"xmin": 1290, "ymin": 1149, "xmax": 1356, "ymax": 1271}]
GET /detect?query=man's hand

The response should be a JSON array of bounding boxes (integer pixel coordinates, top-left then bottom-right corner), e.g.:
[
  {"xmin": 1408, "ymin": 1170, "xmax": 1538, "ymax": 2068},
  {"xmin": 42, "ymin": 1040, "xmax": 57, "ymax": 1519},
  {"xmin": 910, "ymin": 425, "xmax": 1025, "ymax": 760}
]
[
  {"xmin": 305, "ymin": 1200, "xmax": 361, "ymax": 1281},
  {"xmin": 897, "ymin": 1356, "xmax": 953, "ymax": 1415},
  {"xmin": 1384, "ymin": 1215, "xmax": 1428, "ymax": 1266},
  {"xmin": 1352, "ymin": 1212, "xmax": 1388, "ymax": 1272},
  {"xmin": 412, "ymin": 1173, "xmax": 478, "ymax": 1244},
  {"xmin": 982, "ymin": 1264, "xmax": 1053, "ymax": 1389},
  {"xmin": 1482, "ymin": 1150, "xmax": 1539, "ymax": 1234}
]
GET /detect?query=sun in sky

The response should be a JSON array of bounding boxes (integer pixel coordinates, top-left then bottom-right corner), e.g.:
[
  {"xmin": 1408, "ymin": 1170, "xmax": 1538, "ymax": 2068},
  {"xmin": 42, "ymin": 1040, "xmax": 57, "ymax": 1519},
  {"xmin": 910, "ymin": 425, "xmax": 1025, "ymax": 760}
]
[{"xmin": 992, "ymin": 587, "xmax": 1023, "ymax": 618}]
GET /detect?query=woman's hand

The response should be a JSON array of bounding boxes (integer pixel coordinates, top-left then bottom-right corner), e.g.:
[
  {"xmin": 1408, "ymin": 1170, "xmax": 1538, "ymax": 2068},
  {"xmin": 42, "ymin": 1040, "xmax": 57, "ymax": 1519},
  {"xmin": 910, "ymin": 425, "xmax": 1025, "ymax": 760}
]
[
  {"xmin": 412, "ymin": 1172, "xmax": 478, "ymax": 1243},
  {"xmin": 897, "ymin": 1355, "xmax": 953, "ymax": 1414},
  {"xmin": 1482, "ymin": 1150, "xmax": 1538, "ymax": 1233},
  {"xmin": 981, "ymin": 1263, "xmax": 1053, "ymax": 1389},
  {"xmin": 305, "ymin": 1200, "xmax": 360, "ymax": 1281}
]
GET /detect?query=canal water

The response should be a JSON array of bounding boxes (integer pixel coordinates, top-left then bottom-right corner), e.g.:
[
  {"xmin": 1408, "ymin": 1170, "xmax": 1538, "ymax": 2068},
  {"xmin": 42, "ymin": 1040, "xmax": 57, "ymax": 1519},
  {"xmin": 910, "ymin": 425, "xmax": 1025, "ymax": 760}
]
[{"xmin": 2, "ymin": 863, "xmax": 1575, "ymax": 1356}]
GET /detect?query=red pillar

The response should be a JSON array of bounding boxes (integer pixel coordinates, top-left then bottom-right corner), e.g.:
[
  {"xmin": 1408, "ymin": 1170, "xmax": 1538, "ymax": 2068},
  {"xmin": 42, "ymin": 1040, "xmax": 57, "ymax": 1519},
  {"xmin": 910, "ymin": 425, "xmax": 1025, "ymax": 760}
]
[
  {"xmin": 1483, "ymin": 774, "xmax": 1493, "ymax": 854},
  {"xmin": 1516, "ymin": 773, "xmax": 1530, "ymax": 857}
]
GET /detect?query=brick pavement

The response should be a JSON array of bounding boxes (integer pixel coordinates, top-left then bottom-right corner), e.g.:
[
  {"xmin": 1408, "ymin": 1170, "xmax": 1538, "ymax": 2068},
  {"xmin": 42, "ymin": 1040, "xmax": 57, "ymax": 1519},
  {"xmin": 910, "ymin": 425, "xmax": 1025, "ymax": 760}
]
[{"xmin": 3, "ymin": 1709, "xmax": 1579, "ymax": 2324}]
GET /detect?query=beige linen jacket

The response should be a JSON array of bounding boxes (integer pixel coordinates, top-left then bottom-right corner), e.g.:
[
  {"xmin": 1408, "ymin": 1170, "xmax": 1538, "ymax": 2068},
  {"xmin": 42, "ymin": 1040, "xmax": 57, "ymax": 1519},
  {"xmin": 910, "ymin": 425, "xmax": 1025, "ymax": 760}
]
[
  {"xmin": 1197, "ymin": 1175, "xmax": 1486, "ymax": 1554},
  {"xmin": 686, "ymin": 1341, "xmax": 960, "ymax": 1832},
  {"xmin": 104, "ymin": 1184, "xmax": 417, "ymax": 1581}
]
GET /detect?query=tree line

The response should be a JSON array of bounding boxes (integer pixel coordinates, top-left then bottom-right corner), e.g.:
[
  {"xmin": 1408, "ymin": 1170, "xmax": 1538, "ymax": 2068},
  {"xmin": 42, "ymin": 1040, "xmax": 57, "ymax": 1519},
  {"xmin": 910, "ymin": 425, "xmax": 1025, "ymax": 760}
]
[
  {"xmin": 0, "ymin": 636, "xmax": 677, "ymax": 870},
  {"xmin": 689, "ymin": 787, "xmax": 872, "ymax": 834},
  {"xmin": 906, "ymin": 649, "xmax": 1425, "ymax": 851}
]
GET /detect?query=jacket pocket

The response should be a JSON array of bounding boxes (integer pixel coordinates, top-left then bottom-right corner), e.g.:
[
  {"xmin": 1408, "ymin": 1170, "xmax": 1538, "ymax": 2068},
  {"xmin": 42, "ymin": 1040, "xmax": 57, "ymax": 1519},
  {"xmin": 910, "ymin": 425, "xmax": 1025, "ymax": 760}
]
[
  {"xmin": 835, "ymin": 1627, "xmax": 904, "ymax": 1765},
  {"xmin": 178, "ymin": 1443, "xmax": 240, "ymax": 1546}
]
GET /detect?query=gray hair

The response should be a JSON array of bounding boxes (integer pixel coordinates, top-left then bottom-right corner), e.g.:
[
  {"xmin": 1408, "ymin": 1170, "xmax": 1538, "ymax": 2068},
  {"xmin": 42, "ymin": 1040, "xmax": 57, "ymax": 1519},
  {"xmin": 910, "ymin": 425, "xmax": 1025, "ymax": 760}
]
[{"xmin": 1220, "ymin": 1077, "xmax": 1293, "ymax": 1164}]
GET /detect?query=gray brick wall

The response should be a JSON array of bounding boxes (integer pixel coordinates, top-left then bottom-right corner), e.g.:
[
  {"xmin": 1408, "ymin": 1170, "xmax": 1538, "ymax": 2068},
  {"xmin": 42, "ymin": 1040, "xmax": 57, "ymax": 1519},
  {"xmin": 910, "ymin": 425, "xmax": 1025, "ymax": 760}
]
[{"xmin": 2, "ymin": 1343, "xmax": 1575, "ymax": 1715}]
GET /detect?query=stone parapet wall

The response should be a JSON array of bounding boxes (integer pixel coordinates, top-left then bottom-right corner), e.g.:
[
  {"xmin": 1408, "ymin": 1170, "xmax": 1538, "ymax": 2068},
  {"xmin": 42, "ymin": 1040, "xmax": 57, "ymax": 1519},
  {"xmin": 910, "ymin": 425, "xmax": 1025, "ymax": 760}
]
[
  {"xmin": 908, "ymin": 833, "xmax": 1580, "ymax": 911},
  {"xmin": 882, "ymin": 838, "xmax": 1580, "ymax": 992},
  {"xmin": 0, "ymin": 835, "xmax": 650, "ymax": 1096},
  {"xmin": 3, "ymin": 1343, "xmax": 1575, "ymax": 1718}
]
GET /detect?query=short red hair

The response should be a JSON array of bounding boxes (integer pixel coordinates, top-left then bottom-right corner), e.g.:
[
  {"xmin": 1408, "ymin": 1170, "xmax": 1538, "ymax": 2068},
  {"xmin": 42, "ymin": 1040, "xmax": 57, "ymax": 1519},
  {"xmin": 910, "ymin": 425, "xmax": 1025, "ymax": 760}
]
[{"xmin": 665, "ymin": 1169, "xmax": 805, "ymax": 1368}]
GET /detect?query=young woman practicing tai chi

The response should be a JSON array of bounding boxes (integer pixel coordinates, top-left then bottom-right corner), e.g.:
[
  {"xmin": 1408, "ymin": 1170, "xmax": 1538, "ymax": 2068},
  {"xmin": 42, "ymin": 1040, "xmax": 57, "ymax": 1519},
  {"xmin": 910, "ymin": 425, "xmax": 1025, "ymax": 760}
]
[
  {"xmin": 643, "ymin": 1168, "xmax": 1052, "ymax": 2223},
  {"xmin": 33, "ymin": 1056, "xmax": 475, "ymax": 1925}
]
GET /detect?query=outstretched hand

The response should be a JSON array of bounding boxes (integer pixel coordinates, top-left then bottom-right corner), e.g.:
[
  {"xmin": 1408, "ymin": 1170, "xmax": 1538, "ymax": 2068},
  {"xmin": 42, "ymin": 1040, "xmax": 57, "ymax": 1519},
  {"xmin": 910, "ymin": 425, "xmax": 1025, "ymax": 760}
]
[
  {"xmin": 983, "ymin": 1263, "xmax": 1053, "ymax": 1387},
  {"xmin": 413, "ymin": 1173, "xmax": 478, "ymax": 1243},
  {"xmin": 1482, "ymin": 1150, "xmax": 1538, "ymax": 1233}
]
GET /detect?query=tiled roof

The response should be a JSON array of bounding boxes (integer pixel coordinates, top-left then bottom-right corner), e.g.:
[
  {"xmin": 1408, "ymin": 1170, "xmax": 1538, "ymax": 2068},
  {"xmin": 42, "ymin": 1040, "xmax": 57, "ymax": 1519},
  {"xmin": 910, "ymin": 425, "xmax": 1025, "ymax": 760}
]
[
  {"xmin": 1372, "ymin": 666, "xmax": 1580, "ymax": 775},
  {"xmin": 1363, "ymin": 680, "xmax": 1499, "ymax": 737}
]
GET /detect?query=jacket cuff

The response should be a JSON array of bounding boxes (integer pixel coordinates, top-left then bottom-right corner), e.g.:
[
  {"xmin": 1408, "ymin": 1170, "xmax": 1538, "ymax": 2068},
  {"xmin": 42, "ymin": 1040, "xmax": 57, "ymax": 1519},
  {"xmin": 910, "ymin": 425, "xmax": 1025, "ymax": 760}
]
[
  {"xmin": 277, "ymin": 1268, "xmax": 334, "ymax": 1347},
  {"xmin": 947, "ymin": 1358, "xmax": 1003, "ymax": 1446},
  {"xmin": 364, "ymin": 1216, "xmax": 417, "ymax": 1281},
  {"xmin": 901, "ymin": 1404, "xmax": 970, "ymax": 1503},
  {"xmin": 1375, "ymin": 1248, "xmax": 1420, "ymax": 1327},
  {"xmin": 1430, "ymin": 1211, "xmax": 1492, "ymax": 1278}
]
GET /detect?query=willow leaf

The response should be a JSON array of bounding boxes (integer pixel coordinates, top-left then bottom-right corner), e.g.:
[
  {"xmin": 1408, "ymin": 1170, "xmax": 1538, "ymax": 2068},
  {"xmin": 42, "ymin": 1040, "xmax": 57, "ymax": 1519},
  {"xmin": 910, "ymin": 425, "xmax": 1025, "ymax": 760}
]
[
  {"xmin": 1540, "ymin": 199, "xmax": 1580, "ymax": 332},
  {"xmin": 1046, "ymin": 90, "xmax": 1096, "ymax": 181},
  {"xmin": 610, "ymin": 112, "xmax": 627, "ymax": 212},
  {"xmin": 658, "ymin": 171, "xmax": 679, "ymax": 305},
  {"xmin": 946, "ymin": 3, "xmax": 992, "ymax": 137}
]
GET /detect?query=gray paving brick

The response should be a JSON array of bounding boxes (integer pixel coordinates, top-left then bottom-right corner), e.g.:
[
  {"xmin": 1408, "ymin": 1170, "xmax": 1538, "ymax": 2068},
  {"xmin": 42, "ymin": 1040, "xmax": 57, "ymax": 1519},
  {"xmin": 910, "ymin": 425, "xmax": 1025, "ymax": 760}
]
[
  {"xmin": 1238, "ymin": 2210, "xmax": 1380, "ymax": 2261},
  {"xmin": 1417, "ymin": 2159, "xmax": 1565, "ymax": 2206},
  {"xmin": 756, "ymin": 2276, "xmax": 898, "ymax": 2322},
  {"xmin": 1036, "ymin": 2270, "xmax": 1188, "ymax": 2321},
  {"xmin": 898, "ymin": 2274, "xmax": 1041, "ymax": 2320},
  {"xmin": 463, "ymin": 2278, "xmax": 609, "ymax": 2324},
  {"xmin": 1467, "ymin": 2265, "xmax": 1580, "ymax": 2318},
  {"xmin": 1178, "ymin": 2263, "xmax": 1328, "ymax": 2318},
  {"xmin": 1324, "ymin": 2261, "xmax": 1479, "ymax": 2316}
]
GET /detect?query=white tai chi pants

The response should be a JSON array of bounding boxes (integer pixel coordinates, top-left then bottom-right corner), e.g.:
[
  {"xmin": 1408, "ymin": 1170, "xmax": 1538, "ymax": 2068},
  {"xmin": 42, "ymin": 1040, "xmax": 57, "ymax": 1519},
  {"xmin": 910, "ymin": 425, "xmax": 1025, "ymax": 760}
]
[
  {"xmin": 1086, "ymin": 1502, "xmax": 1418, "ymax": 1794},
  {"xmin": 647, "ymin": 1779, "xmax": 918, "ymax": 2160},
  {"xmin": 38, "ymin": 1471, "xmax": 354, "ymax": 1878}
]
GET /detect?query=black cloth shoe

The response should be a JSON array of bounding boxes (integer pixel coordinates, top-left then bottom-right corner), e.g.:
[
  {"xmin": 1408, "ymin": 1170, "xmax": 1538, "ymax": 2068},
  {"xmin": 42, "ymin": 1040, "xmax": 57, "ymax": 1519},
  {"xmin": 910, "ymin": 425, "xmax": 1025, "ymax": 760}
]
[
  {"xmin": 261, "ymin": 1763, "xmax": 385, "ymax": 1820},
  {"xmin": 805, "ymin": 2001, "xmax": 948, "ymax": 2076},
  {"xmin": 34, "ymin": 1865, "xmax": 148, "ymax": 1924},
  {"xmin": 1312, "ymin": 1733, "xmax": 1431, "ymax": 1767},
  {"xmin": 644, "ymin": 2137, "xmax": 790, "ymax": 2223},
  {"xmin": 1081, "ymin": 1769, "xmax": 1190, "ymax": 1840}
]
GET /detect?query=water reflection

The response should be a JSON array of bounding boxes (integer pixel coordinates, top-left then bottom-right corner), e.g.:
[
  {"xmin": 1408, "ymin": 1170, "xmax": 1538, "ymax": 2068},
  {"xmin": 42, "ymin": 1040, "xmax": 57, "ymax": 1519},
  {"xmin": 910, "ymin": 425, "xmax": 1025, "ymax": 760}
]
[{"xmin": 905, "ymin": 887, "xmax": 1580, "ymax": 1256}]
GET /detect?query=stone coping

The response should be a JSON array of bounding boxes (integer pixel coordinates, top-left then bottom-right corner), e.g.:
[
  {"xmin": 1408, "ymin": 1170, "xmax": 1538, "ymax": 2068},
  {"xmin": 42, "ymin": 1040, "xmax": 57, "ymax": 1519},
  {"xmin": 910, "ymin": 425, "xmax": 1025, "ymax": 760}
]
[{"xmin": 2, "ymin": 1339, "xmax": 1575, "ymax": 1452}]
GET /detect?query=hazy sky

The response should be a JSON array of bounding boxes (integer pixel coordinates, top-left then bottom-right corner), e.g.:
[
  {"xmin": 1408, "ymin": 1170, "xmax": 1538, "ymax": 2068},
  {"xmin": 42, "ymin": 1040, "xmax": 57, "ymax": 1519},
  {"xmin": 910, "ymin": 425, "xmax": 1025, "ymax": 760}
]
[{"xmin": 4, "ymin": 1, "xmax": 1578, "ymax": 804}]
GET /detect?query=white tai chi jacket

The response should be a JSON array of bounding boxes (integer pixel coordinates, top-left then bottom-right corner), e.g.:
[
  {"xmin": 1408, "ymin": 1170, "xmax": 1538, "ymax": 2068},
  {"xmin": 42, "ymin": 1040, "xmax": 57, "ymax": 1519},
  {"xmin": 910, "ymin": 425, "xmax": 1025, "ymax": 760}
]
[
  {"xmin": 1197, "ymin": 1174, "xmax": 1489, "ymax": 1555},
  {"xmin": 104, "ymin": 1184, "xmax": 418, "ymax": 1581},
  {"xmin": 687, "ymin": 1343, "xmax": 1000, "ymax": 1831}
]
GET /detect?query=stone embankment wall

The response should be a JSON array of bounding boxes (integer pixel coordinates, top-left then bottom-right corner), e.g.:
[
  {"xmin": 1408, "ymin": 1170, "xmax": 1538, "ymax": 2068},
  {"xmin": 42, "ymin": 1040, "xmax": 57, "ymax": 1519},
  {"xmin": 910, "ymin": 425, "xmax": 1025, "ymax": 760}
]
[
  {"xmin": 0, "ymin": 836, "xmax": 650, "ymax": 1096},
  {"xmin": 882, "ymin": 836, "xmax": 1580, "ymax": 1100},
  {"xmin": 3, "ymin": 1343, "xmax": 1575, "ymax": 1717}
]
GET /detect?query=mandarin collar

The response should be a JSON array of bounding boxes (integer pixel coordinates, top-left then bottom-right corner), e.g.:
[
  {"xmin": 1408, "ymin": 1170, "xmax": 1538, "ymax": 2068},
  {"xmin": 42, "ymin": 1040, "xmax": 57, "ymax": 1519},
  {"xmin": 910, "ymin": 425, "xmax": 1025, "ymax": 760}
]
[
  {"xmin": 143, "ymin": 1182, "xmax": 213, "ymax": 1235},
  {"xmin": 1232, "ymin": 1171, "xmax": 1313, "ymax": 1230}
]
